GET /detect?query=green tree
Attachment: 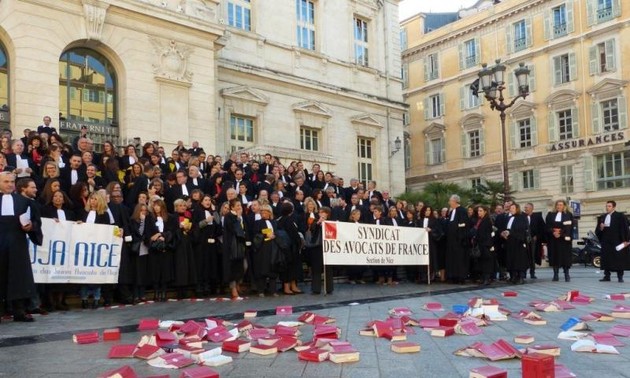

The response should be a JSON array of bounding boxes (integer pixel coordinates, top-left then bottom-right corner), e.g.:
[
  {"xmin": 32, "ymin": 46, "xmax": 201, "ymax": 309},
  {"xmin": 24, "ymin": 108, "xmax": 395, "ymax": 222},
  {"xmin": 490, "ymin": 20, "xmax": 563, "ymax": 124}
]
[{"xmin": 397, "ymin": 179, "xmax": 513, "ymax": 210}]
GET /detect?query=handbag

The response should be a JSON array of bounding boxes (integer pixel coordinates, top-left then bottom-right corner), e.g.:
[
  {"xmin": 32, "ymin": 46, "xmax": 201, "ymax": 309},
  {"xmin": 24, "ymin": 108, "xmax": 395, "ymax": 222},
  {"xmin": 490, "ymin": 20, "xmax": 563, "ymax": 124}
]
[
  {"xmin": 130, "ymin": 239, "xmax": 142, "ymax": 254},
  {"xmin": 149, "ymin": 239, "xmax": 166, "ymax": 253},
  {"xmin": 470, "ymin": 245, "xmax": 481, "ymax": 258}
]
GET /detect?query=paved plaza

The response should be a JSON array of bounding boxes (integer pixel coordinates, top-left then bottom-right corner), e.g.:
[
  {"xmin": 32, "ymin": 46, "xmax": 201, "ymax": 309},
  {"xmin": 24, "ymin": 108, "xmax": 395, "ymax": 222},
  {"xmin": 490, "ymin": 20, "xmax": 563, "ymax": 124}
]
[{"xmin": 2, "ymin": 267, "xmax": 630, "ymax": 377}]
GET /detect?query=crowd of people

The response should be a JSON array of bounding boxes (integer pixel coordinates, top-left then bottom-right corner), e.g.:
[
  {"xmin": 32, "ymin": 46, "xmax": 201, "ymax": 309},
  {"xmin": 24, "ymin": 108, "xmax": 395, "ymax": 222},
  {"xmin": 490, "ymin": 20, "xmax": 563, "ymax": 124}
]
[{"xmin": 1, "ymin": 116, "xmax": 629, "ymax": 323}]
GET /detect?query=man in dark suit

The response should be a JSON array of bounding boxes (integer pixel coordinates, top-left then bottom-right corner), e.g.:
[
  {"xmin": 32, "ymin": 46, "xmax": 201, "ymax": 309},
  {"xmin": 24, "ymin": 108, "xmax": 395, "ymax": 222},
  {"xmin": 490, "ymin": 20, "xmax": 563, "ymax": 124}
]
[
  {"xmin": 188, "ymin": 141, "xmax": 205, "ymax": 157},
  {"xmin": 6, "ymin": 139, "xmax": 37, "ymax": 180},
  {"xmin": 523, "ymin": 202, "xmax": 545, "ymax": 279},
  {"xmin": 596, "ymin": 200, "xmax": 630, "ymax": 282},
  {"xmin": 445, "ymin": 194, "xmax": 470, "ymax": 284},
  {"xmin": 85, "ymin": 164, "xmax": 106, "ymax": 194},
  {"xmin": 126, "ymin": 164, "xmax": 155, "ymax": 208},
  {"xmin": 365, "ymin": 180, "xmax": 383, "ymax": 205},
  {"xmin": 166, "ymin": 169, "xmax": 193, "ymax": 212},
  {"xmin": 344, "ymin": 178, "xmax": 360, "ymax": 203},
  {"xmin": 36, "ymin": 115, "xmax": 57, "ymax": 135},
  {"xmin": 291, "ymin": 175, "xmax": 311, "ymax": 199},
  {"xmin": 0, "ymin": 172, "xmax": 43, "ymax": 322},
  {"xmin": 346, "ymin": 193, "xmax": 369, "ymax": 223},
  {"xmin": 60, "ymin": 154, "xmax": 86, "ymax": 194},
  {"xmin": 232, "ymin": 169, "xmax": 252, "ymax": 197},
  {"xmin": 256, "ymin": 174, "xmax": 274, "ymax": 198},
  {"xmin": 222, "ymin": 152, "xmax": 238, "ymax": 172},
  {"xmin": 494, "ymin": 200, "xmax": 513, "ymax": 281},
  {"xmin": 187, "ymin": 165, "xmax": 206, "ymax": 191}
]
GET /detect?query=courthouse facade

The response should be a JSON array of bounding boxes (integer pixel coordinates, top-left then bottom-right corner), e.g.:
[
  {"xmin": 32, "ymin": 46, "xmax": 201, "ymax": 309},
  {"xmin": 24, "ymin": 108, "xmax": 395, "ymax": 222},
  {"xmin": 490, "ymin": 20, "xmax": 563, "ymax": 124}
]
[
  {"xmin": 402, "ymin": 0, "xmax": 630, "ymax": 232},
  {"xmin": 0, "ymin": 0, "xmax": 406, "ymax": 194}
]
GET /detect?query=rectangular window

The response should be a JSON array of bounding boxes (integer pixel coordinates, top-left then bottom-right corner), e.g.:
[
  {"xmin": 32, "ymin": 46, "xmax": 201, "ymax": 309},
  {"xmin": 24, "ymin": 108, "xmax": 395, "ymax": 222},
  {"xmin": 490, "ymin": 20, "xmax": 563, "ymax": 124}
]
[
  {"xmin": 400, "ymin": 29, "xmax": 408, "ymax": 51},
  {"xmin": 468, "ymin": 130, "xmax": 481, "ymax": 158},
  {"xmin": 467, "ymin": 85, "xmax": 480, "ymax": 109},
  {"xmin": 404, "ymin": 139, "xmax": 411, "ymax": 171},
  {"xmin": 514, "ymin": 20, "xmax": 527, "ymax": 52},
  {"xmin": 296, "ymin": 0, "xmax": 315, "ymax": 50},
  {"xmin": 602, "ymin": 98, "xmax": 619, "ymax": 131},
  {"xmin": 300, "ymin": 128, "xmax": 319, "ymax": 151},
  {"xmin": 596, "ymin": 152, "xmax": 630, "ymax": 189},
  {"xmin": 430, "ymin": 94, "xmax": 442, "ymax": 118},
  {"xmin": 227, "ymin": 0, "xmax": 251, "ymax": 31},
  {"xmin": 597, "ymin": 0, "xmax": 614, "ymax": 22},
  {"xmin": 426, "ymin": 53, "xmax": 439, "ymax": 81},
  {"xmin": 464, "ymin": 39, "xmax": 477, "ymax": 68},
  {"xmin": 402, "ymin": 112, "xmax": 410, "ymax": 126},
  {"xmin": 560, "ymin": 165, "xmax": 574, "ymax": 194},
  {"xmin": 553, "ymin": 4, "xmax": 568, "ymax": 37},
  {"xmin": 558, "ymin": 109, "xmax": 574, "ymax": 140},
  {"xmin": 471, "ymin": 177, "xmax": 482, "ymax": 192},
  {"xmin": 357, "ymin": 138, "xmax": 373, "ymax": 187},
  {"xmin": 522, "ymin": 170, "xmax": 536, "ymax": 190},
  {"xmin": 401, "ymin": 63, "xmax": 409, "ymax": 89},
  {"xmin": 83, "ymin": 89, "xmax": 103, "ymax": 103},
  {"xmin": 230, "ymin": 115, "xmax": 254, "ymax": 143},
  {"xmin": 556, "ymin": 54, "xmax": 571, "ymax": 84},
  {"xmin": 430, "ymin": 138, "xmax": 444, "ymax": 165},
  {"xmin": 518, "ymin": 118, "xmax": 532, "ymax": 148},
  {"xmin": 354, "ymin": 17, "xmax": 369, "ymax": 66}
]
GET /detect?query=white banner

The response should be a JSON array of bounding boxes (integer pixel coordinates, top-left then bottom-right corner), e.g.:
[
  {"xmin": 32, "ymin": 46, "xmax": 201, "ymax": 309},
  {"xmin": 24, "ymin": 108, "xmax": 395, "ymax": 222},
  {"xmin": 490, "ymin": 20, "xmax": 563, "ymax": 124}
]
[
  {"xmin": 29, "ymin": 218, "xmax": 123, "ymax": 284},
  {"xmin": 322, "ymin": 221, "xmax": 429, "ymax": 266}
]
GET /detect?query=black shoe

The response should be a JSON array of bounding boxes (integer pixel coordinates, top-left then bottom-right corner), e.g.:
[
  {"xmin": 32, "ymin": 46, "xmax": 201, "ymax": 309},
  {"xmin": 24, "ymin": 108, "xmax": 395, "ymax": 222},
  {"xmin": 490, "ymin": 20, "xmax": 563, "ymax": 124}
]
[
  {"xmin": 565, "ymin": 275, "xmax": 571, "ymax": 282},
  {"xmin": 600, "ymin": 277, "xmax": 611, "ymax": 282},
  {"xmin": 530, "ymin": 275, "xmax": 537, "ymax": 279},
  {"xmin": 552, "ymin": 274, "xmax": 559, "ymax": 282},
  {"xmin": 91, "ymin": 300, "xmax": 99, "ymax": 310},
  {"xmin": 13, "ymin": 314, "xmax": 35, "ymax": 322},
  {"xmin": 518, "ymin": 278, "xmax": 525, "ymax": 285},
  {"xmin": 81, "ymin": 300, "xmax": 88, "ymax": 309},
  {"xmin": 619, "ymin": 278, "xmax": 625, "ymax": 283}
]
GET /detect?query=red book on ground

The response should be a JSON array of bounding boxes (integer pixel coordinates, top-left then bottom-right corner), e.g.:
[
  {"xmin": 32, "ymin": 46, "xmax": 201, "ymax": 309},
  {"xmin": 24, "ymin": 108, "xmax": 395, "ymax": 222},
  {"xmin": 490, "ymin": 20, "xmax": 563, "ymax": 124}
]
[
  {"xmin": 73, "ymin": 331, "xmax": 99, "ymax": 344},
  {"xmin": 103, "ymin": 328, "xmax": 121, "ymax": 341},
  {"xmin": 276, "ymin": 306, "xmax": 293, "ymax": 315},
  {"xmin": 107, "ymin": 344, "xmax": 137, "ymax": 359},
  {"xmin": 97, "ymin": 365, "xmax": 139, "ymax": 378},
  {"xmin": 155, "ymin": 331, "xmax": 178, "ymax": 347},
  {"xmin": 418, "ymin": 319, "xmax": 440, "ymax": 329},
  {"xmin": 372, "ymin": 321, "xmax": 392, "ymax": 337},
  {"xmin": 469, "ymin": 365, "xmax": 508, "ymax": 378},
  {"xmin": 609, "ymin": 294, "xmax": 626, "ymax": 301},
  {"xmin": 502, "ymin": 291, "xmax": 518, "ymax": 297},
  {"xmin": 275, "ymin": 336, "xmax": 299, "ymax": 352},
  {"xmin": 297, "ymin": 347, "xmax": 329, "ymax": 362},
  {"xmin": 244, "ymin": 309, "xmax": 258, "ymax": 318},
  {"xmin": 237, "ymin": 320, "xmax": 253, "ymax": 332},
  {"xmin": 592, "ymin": 333, "xmax": 625, "ymax": 347},
  {"xmin": 134, "ymin": 344, "xmax": 164, "ymax": 360},
  {"xmin": 222, "ymin": 339, "xmax": 251, "ymax": 353},
  {"xmin": 555, "ymin": 364, "xmax": 577, "ymax": 378},
  {"xmin": 439, "ymin": 318, "xmax": 459, "ymax": 327},
  {"xmin": 161, "ymin": 352, "xmax": 196, "ymax": 368},
  {"xmin": 178, "ymin": 366, "xmax": 220, "ymax": 378},
  {"xmin": 247, "ymin": 328, "xmax": 272, "ymax": 340},
  {"xmin": 138, "ymin": 318, "xmax": 160, "ymax": 331},
  {"xmin": 430, "ymin": 326, "xmax": 454, "ymax": 338},
  {"xmin": 383, "ymin": 329, "xmax": 407, "ymax": 341},
  {"xmin": 423, "ymin": 302, "xmax": 444, "ymax": 311},
  {"xmin": 521, "ymin": 353, "xmax": 555, "ymax": 378},
  {"xmin": 207, "ymin": 326, "xmax": 232, "ymax": 343}
]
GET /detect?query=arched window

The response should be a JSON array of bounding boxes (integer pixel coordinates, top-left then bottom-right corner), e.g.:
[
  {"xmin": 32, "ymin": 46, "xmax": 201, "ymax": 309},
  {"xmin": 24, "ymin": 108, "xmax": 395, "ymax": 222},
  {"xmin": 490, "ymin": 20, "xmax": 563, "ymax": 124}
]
[
  {"xmin": 0, "ymin": 43, "xmax": 8, "ymax": 129},
  {"xmin": 59, "ymin": 48, "xmax": 117, "ymax": 143}
]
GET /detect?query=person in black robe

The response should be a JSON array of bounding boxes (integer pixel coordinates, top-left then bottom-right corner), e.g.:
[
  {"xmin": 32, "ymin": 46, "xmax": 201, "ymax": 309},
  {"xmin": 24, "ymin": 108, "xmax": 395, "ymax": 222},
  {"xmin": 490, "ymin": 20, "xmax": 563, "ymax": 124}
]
[
  {"xmin": 192, "ymin": 194, "xmax": 221, "ymax": 296},
  {"xmin": 127, "ymin": 203, "xmax": 154, "ymax": 302},
  {"xmin": 502, "ymin": 203, "xmax": 529, "ymax": 285},
  {"xmin": 172, "ymin": 198, "xmax": 196, "ymax": 299},
  {"xmin": 493, "ymin": 200, "xmax": 512, "ymax": 281},
  {"xmin": 310, "ymin": 207, "xmax": 333, "ymax": 295},
  {"xmin": 596, "ymin": 200, "xmax": 630, "ymax": 282},
  {"xmin": 0, "ymin": 172, "xmax": 43, "ymax": 322},
  {"xmin": 251, "ymin": 205, "xmax": 279, "ymax": 297},
  {"xmin": 222, "ymin": 198, "xmax": 248, "ymax": 299},
  {"xmin": 545, "ymin": 200, "xmax": 574, "ymax": 282},
  {"xmin": 418, "ymin": 206, "xmax": 442, "ymax": 283},
  {"xmin": 277, "ymin": 201, "xmax": 304, "ymax": 295},
  {"xmin": 445, "ymin": 194, "xmax": 470, "ymax": 284},
  {"xmin": 148, "ymin": 198, "xmax": 175, "ymax": 302},
  {"xmin": 523, "ymin": 202, "xmax": 545, "ymax": 279},
  {"xmin": 472, "ymin": 206, "xmax": 495, "ymax": 285},
  {"xmin": 437, "ymin": 208, "xmax": 449, "ymax": 282}
]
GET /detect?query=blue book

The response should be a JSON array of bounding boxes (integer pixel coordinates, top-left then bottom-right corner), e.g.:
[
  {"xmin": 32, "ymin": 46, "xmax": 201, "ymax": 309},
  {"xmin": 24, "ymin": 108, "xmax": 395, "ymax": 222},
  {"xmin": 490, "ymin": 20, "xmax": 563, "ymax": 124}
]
[
  {"xmin": 560, "ymin": 317, "xmax": 580, "ymax": 331},
  {"xmin": 452, "ymin": 305, "xmax": 468, "ymax": 315}
]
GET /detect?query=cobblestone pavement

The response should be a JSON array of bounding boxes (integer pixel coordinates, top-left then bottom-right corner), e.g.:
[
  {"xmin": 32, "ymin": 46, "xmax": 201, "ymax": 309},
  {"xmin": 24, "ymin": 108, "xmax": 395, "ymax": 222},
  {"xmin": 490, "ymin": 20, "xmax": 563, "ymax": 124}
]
[{"xmin": 2, "ymin": 266, "xmax": 630, "ymax": 377}]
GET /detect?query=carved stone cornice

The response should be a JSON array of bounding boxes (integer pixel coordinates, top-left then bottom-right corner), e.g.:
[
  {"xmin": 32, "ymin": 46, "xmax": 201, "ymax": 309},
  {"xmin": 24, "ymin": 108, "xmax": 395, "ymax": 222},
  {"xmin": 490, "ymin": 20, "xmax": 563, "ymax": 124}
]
[
  {"xmin": 149, "ymin": 36, "xmax": 194, "ymax": 83},
  {"xmin": 82, "ymin": 0, "xmax": 109, "ymax": 41}
]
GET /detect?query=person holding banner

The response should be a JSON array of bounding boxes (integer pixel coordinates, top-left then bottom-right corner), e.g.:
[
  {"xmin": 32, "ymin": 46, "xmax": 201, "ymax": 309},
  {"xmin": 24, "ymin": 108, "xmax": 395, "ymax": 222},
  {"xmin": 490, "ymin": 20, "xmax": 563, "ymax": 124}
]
[
  {"xmin": 0, "ymin": 171, "xmax": 43, "ymax": 322},
  {"xmin": 419, "ymin": 205, "xmax": 442, "ymax": 283},
  {"xmin": 445, "ymin": 195, "xmax": 470, "ymax": 284},
  {"xmin": 310, "ymin": 207, "xmax": 333, "ymax": 295}
]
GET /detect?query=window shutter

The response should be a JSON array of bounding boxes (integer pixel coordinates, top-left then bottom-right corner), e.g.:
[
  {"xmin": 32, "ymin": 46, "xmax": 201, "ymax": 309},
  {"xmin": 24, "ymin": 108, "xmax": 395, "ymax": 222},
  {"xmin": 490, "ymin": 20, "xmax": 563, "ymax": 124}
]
[
  {"xmin": 553, "ymin": 56, "xmax": 562, "ymax": 85},
  {"xmin": 479, "ymin": 129, "xmax": 486, "ymax": 155},
  {"xmin": 423, "ymin": 57, "xmax": 429, "ymax": 82},
  {"xmin": 591, "ymin": 102, "xmax": 601, "ymax": 134},
  {"xmin": 583, "ymin": 155, "xmax": 595, "ymax": 192},
  {"xmin": 474, "ymin": 37, "xmax": 481, "ymax": 65},
  {"xmin": 566, "ymin": 1, "xmax": 575, "ymax": 33},
  {"xmin": 528, "ymin": 65, "xmax": 536, "ymax": 92},
  {"xmin": 511, "ymin": 172, "xmax": 521, "ymax": 192},
  {"xmin": 533, "ymin": 169, "xmax": 541, "ymax": 189},
  {"xmin": 618, "ymin": 96, "xmax": 628, "ymax": 130},
  {"xmin": 605, "ymin": 39, "xmax": 616, "ymax": 72},
  {"xmin": 458, "ymin": 43, "xmax": 465, "ymax": 70},
  {"xmin": 589, "ymin": 46, "xmax": 598, "ymax": 75},
  {"xmin": 440, "ymin": 138, "xmax": 446, "ymax": 163},
  {"xmin": 525, "ymin": 18, "xmax": 533, "ymax": 47},
  {"xmin": 571, "ymin": 107, "xmax": 579, "ymax": 139},
  {"xmin": 424, "ymin": 137, "xmax": 431, "ymax": 165},
  {"xmin": 510, "ymin": 120, "xmax": 518, "ymax": 149},
  {"xmin": 507, "ymin": 71, "xmax": 515, "ymax": 97},
  {"xmin": 569, "ymin": 52, "xmax": 577, "ymax": 81},
  {"xmin": 548, "ymin": 112, "xmax": 558, "ymax": 142},
  {"xmin": 439, "ymin": 93, "xmax": 445, "ymax": 117},
  {"xmin": 506, "ymin": 24, "xmax": 513, "ymax": 54},
  {"xmin": 460, "ymin": 86, "xmax": 466, "ymax": 110},
  {"xmin": 613, "ymin": 0, "xmax": 621, "ymax": 18},
  {"xmin": 543, "ymin": 10, "xmax": 551, "ymax": 41},
  {"xmin": 530, "ymin": 117, "xmax": 538, "ymax": 146},
  {"xmin": 424, "ymin": 98, "xmax": 430, "ymax": 120},
  {"xmin": 586, "ymin": 0, "xmax": 596, "ymax": 26},
  {"xmin": 461, "ymin": 131, "xmax": 469, "ymax": 158}
]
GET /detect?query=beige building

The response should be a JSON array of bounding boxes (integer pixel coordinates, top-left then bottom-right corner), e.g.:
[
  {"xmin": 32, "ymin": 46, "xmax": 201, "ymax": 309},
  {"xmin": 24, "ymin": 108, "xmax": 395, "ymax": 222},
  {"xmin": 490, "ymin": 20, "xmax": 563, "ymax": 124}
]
[
  {"xmin": 402, "ymin": 0, "xmax": 630, "ymax": 233},
  {"xmin": 0, "ymin": 0, "xmax": 406, "ymax": 194}
]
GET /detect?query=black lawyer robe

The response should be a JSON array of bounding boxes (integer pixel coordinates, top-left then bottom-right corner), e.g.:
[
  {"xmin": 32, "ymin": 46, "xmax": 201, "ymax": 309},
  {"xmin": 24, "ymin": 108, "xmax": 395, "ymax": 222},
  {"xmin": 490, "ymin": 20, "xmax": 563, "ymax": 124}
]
[
  {"xmin": 545, "ymin": 211, "xmax": 574, "ymax": 268},
  {"xmin": 445, "ymin": 206, "xmax": 470, "ymax": 281},
  {"xmin": 596, "ymin": 211, "xmax": 630, "ymax": 272}
]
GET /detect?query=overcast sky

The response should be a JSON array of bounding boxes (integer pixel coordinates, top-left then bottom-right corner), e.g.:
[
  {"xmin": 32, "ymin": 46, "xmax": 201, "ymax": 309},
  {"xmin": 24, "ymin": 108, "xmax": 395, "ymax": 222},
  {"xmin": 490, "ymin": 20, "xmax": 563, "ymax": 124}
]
[{"xmin": 399, "ymin": 0, "xmax": 481, "ymax": 20}]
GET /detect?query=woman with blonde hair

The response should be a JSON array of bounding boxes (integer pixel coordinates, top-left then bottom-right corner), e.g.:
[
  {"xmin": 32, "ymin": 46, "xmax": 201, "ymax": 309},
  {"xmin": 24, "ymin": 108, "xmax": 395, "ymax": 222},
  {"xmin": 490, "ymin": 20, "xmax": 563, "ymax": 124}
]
[{"xmin": 172, "ymin": 198, "xmax": 196, "ymax": 299}]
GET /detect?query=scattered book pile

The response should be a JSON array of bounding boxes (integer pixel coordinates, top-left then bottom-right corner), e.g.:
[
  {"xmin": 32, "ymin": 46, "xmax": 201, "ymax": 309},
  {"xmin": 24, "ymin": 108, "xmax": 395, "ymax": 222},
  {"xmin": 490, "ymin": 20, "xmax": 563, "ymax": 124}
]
[{"xmin": 454, "ymin": 339, "xmax": 522, "ymax": 361}]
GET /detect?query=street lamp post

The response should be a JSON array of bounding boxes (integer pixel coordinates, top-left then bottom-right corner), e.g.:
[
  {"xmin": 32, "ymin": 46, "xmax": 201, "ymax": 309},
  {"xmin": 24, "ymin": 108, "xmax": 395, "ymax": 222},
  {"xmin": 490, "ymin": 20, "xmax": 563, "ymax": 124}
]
[{"xmin": 476, "ymin": 60, "xmax": 530, "ymax": 201}]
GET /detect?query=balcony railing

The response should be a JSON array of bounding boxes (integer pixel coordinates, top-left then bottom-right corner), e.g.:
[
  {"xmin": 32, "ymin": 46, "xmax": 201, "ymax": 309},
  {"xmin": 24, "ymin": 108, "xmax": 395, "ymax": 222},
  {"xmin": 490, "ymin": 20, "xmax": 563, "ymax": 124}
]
[
  {"xmin": 597, "ymin": 6, "xmax": 613, "ymax": 22},
  {"xmin": 514, "ymin": 37, "xmax": 528, "ymax": 52},
  {"xmin": 465, "ymin": 55, "xmax": 477, "ymax": 68},
  {"xmin": 553, "ymin": 22, "xmax": 567, "ymax": 38}
]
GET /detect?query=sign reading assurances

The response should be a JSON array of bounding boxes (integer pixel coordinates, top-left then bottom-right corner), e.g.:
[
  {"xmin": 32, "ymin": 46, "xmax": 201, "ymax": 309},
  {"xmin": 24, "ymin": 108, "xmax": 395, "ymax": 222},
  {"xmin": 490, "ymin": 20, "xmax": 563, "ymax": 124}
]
[
  {"xmin": 322, "ymin": 221, "xmax": 429, "ymax": 266},
  {"xmin": 29, "ymin": 219, "xmax": 123, "ymax": 284}
]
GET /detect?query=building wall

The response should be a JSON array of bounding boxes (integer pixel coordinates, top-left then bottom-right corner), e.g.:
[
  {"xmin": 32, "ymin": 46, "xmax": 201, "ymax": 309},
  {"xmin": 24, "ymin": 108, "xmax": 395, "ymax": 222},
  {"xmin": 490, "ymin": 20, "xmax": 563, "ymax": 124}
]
[{"xmin": 402, "ymin": 0, "xmax": 630, "ymax": 234}]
